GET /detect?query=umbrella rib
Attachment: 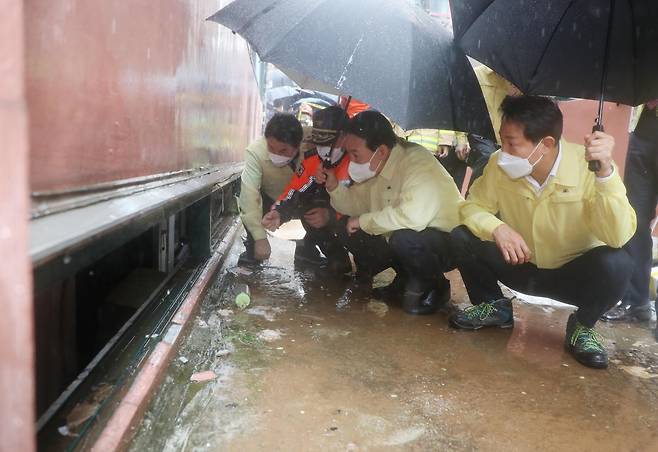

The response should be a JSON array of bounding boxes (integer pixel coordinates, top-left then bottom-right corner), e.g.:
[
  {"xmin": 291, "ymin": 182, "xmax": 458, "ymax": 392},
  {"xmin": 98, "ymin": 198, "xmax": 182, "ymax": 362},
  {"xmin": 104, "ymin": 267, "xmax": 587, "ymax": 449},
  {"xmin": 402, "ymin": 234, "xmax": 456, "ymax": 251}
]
[
  {"xmin": 234, "ymin": 0, "xmax": 284, "ymax": 35},
  {"xmin": 336, "ymin": 31, "xmax": 366, "ymax": 90},
  {"xmin": 458, "ymin": 1, "xmax": 497, "ymax": 40},
  {"xmin": 526, "ymin": 0, "xmax": 577, "ymax": 94}
]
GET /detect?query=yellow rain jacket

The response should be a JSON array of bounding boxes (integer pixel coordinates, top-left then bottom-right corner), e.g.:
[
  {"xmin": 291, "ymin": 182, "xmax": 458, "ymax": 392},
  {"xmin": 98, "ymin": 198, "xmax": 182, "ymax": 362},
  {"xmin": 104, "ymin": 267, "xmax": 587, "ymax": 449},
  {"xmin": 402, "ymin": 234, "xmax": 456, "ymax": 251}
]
[
  {"xmin": 239, "ymin": 138, "xmax": 297, "ymax": 241},
  {"xmin": 405, "ymin": 129, "xmax": 468, "ymax": 152},
  {"xmin": 474, "ymin": 64, "xmax": 516, "ymax": 144},
  {"xmin": 329, "ymin": 141, "xmax": 463, "ymax": 237},
  {"xmin": 461, "ymin": 141, "xmax": 636, "ymax": 269}
]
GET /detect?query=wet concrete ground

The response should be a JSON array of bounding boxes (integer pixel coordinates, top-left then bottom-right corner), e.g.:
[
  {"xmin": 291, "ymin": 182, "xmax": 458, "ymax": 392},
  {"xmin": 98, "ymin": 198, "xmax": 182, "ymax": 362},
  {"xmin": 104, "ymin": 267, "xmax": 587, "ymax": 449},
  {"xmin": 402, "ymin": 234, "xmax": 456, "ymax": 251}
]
[{"xmin": 131, "ymin": 233, "xmax": 658, "ymax": 451}]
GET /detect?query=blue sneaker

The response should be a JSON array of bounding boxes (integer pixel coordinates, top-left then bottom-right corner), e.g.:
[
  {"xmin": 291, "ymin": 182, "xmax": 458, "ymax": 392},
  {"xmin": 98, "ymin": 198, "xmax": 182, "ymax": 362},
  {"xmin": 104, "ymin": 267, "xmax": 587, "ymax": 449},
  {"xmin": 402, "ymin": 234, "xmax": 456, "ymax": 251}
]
[{"xmin": 449, "ymin": 298, "xmax": 514, "ymax": 330}]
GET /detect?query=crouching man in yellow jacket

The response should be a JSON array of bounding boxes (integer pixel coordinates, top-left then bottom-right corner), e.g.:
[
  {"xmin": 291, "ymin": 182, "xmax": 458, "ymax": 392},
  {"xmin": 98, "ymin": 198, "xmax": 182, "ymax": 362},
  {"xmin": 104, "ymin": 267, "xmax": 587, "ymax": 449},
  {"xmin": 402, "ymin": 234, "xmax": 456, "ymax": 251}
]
[
  {"xmin": 317, "ymin": 111, "xmax": 463, "ymax": 315},
  {"xmin": 449, "ymin": 95, "xmax": 636, "ymax": 369}
]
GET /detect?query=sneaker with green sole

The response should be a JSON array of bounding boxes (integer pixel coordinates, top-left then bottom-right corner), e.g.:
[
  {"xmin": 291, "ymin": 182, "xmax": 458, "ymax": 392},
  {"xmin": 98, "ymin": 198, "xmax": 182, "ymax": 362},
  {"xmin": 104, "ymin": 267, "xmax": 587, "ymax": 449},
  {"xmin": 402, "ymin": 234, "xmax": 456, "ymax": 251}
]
[{"xmin": 449, "ymin": 298, "xmax": 514, "ymax": 330}]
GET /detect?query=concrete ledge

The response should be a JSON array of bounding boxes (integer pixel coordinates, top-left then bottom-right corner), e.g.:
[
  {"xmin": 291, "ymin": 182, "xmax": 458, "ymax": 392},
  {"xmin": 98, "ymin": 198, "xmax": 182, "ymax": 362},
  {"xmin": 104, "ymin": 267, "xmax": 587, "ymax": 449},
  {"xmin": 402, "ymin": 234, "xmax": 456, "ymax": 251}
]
[{"xmin": 91, "ymin": 219, "xmax": 241, "ymax": 452}]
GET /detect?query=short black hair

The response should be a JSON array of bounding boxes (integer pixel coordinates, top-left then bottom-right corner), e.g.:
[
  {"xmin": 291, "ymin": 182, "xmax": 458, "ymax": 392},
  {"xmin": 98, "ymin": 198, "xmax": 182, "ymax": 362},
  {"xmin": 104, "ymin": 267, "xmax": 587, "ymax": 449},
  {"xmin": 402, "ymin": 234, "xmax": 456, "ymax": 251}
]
[
  {"xmin": 264, "ymin": 113, "xmax": 303, "ymax": 147},
  {"xmin": 345, "ymin": 110, "xmax": 397, "ymax": 151},
  {"xmin": 500, "ymin": 95, "xmax": 563, "ymax": 143}
]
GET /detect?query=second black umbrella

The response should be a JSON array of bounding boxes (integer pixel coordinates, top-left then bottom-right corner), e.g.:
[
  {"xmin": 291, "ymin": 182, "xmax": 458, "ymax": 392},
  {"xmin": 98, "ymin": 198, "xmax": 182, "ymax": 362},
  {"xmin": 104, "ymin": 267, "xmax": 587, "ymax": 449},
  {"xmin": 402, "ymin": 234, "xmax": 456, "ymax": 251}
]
[{"xmin": 209, "ymin": 0, "xmax": 495, "ymax": 139}]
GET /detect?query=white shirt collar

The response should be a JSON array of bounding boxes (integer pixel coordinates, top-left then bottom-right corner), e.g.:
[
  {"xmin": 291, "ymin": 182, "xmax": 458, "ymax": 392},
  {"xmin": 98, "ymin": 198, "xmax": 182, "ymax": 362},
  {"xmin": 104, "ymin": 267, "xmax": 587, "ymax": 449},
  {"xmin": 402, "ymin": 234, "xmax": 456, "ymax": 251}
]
[{"xmin": 526, "ymin": 142, "xmax": 562, "ymax": 194}]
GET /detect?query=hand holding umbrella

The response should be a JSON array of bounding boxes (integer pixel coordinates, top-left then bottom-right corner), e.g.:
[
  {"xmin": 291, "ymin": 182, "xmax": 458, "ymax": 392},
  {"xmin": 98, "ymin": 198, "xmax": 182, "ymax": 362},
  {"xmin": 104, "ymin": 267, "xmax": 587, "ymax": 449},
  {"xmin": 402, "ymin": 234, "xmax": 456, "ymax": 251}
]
[
  {"xmin": 584, "ymin": 131, "xmax": 615, "ymax": 178},
  {"xmin": 451, "ymin": 0, "xmax": 658, "ymax": 171}
]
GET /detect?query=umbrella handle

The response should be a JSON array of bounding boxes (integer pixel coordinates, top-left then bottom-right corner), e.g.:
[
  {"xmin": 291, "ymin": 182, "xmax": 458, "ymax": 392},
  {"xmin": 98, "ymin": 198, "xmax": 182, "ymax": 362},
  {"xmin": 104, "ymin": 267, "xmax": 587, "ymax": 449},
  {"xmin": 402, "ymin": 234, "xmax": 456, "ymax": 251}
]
[{"xmin": 588, "ymin": 123, "xmax": 604, "ymax": 172}]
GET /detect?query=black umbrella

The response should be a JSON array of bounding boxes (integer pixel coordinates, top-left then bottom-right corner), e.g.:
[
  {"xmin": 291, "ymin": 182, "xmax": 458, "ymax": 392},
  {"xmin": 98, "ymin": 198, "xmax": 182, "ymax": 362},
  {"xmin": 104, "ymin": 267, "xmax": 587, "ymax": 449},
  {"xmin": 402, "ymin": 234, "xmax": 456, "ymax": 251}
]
[
  {"xmin": 451, "ymin": 0, "xmax": 658, "ymax": 169},
  {"xmin": 208, "ymin": 0, "xmax": 495, "ymax": 139}
]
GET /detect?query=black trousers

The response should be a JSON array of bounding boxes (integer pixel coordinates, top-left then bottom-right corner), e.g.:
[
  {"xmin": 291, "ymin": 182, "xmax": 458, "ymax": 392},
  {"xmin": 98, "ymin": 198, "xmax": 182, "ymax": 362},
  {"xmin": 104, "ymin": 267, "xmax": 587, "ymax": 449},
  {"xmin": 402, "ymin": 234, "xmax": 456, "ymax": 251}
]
[
  {"xmin": 336, "ymin": 224, "xmax": 454, "ymax": 292},
  {"xmin": 466, "ymin": 134, "xmax": 498, "ymax": 188},
  {"xmin": 451, "ymin": 226, "xmax": 633, "ymax": 328},
  {"xmin": 244, "ymin": 192, "xmax": 345, "ymax": 260},
  {"xmin": 437, "ymin": 150, "xmax": 467, "ymax": 190},
  {"xmin": 621, "ymin": 125, "xmax": 658, "ymax": 309},
  {"xmin": 436, "ymin": 136, "xmax": 496, "ymax": 193},
  {"xmin": 332, "ymin": 218, "xmax": 394, "ymax": 277}
]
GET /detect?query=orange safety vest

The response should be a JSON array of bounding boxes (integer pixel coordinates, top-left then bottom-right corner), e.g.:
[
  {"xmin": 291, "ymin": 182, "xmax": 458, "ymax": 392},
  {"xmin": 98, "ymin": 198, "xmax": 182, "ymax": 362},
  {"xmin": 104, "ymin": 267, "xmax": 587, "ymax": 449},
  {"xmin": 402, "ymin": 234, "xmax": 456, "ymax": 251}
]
[{"xmin": 274, "ymin": 150, "xmax": 351, "ymax": 220}]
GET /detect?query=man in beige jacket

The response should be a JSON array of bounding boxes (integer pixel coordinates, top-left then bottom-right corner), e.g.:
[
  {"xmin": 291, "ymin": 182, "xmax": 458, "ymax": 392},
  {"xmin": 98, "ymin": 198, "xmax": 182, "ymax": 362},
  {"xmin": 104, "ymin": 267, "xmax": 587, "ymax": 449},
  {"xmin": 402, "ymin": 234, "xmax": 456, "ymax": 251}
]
[
  {"xmin": 319, "ymin": 111, "xmax": 463, "ymax": 315},
  {"xmin": 238, "ymin": 114, "xmax": 311, "ymax": 266}
]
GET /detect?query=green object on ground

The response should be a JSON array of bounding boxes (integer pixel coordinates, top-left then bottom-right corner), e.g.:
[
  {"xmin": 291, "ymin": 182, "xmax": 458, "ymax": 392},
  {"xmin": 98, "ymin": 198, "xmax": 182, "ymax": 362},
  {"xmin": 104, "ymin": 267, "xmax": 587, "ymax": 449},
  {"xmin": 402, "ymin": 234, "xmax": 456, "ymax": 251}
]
[{"xmin": 235, "ymin": 285, "xmax": 251, "ymax": 309}]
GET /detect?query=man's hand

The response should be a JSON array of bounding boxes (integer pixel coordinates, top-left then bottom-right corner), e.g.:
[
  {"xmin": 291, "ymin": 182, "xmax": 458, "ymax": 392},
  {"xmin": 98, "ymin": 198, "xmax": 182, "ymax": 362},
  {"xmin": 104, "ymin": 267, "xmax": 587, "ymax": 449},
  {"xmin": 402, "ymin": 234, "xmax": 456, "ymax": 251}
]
[
  {"xmin": 492, "ymin": 224, "xmax": 532, "ymax": 265},
  {"xmin": 254, "ymin": 239, "xmax": 271, "ymax": 261},
  {"xmin": 316, "ymin": 166, "xmax": 338, "ymax": 191},
  {"xmin": 261, "ymin": 210, "xmax": 281, "ymax": 232},
  {"xmin": 437, "ymin": 145, "xmax": 451, "ymax": 158},
  {"xmin": 304, "ymin": 207, "xmax": 330, "ymax": 229},
  {"xmin": 584, "ymin": 131, "xmax": 614, "ymax": 177},
  {"xmin": 455, "ymin": 143, "xmax": 470, "ymax": 161},
  {"xmin": 346, "ymin": 216, "xmax": 361, "ymax": 235}
]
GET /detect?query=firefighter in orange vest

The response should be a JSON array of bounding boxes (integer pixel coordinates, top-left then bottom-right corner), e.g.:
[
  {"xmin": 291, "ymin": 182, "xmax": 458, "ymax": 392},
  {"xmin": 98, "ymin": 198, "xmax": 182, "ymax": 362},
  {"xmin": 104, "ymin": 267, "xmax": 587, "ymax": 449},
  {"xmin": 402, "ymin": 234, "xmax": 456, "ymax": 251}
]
[{"xmin": 261, "ymin": 106, "xmax": 353, "ymax": 273}]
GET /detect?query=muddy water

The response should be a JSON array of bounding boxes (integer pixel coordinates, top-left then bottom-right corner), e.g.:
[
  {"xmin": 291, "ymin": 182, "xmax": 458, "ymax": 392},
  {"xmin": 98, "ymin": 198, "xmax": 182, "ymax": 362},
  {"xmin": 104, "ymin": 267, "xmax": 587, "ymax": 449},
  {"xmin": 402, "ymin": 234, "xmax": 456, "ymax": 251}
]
[{"xmin": 131, "ymin": 235, "xmax": 658, "ymax": 452}]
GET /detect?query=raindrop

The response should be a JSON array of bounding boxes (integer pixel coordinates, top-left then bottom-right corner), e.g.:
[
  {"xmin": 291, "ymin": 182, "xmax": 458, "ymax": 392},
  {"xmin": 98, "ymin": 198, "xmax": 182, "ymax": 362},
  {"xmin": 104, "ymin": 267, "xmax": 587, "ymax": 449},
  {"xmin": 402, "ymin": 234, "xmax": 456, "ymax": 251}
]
[{"xmin": 63, "ymin": 255, "xmax": 72, "ymax": 265}]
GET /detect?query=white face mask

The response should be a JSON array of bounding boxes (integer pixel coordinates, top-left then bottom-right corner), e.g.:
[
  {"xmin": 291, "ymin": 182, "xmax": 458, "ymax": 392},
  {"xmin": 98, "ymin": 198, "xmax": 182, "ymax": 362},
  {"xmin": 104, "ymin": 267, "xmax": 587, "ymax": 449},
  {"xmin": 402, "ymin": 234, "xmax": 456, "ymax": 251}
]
[
  {"xmin": 268, "ymin": 151, "xmax": 294, "ymax": 167},
  {"xmin": 317, "ymin": 145, "xmax": 343, "ymax": 164},
  {"xmin": 497, "ymin": 140, "xmax": 544, "ymax": 179},
  {"xmin": 349, "ymin": 148, "xmax": 382, "ymax": 183},
  {"xmin": 316, "ymin": 145, "xmax": 333, "ymax": 160}
]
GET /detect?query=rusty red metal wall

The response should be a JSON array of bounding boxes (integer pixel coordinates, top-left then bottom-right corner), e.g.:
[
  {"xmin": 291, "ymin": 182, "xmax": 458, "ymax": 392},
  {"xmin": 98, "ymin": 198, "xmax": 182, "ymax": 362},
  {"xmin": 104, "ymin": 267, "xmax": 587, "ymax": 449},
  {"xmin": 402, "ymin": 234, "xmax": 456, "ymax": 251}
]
[
  {"xmin": 26, "ymin": 0, "xmax": 262, "ymax": 192},
  {"xmin": 0, "ymin": 1, "xmax": 36, "ymax": 450},
  {"xmin": 559, "ymin": 100, "xmax": 632, "ymax": 175}
]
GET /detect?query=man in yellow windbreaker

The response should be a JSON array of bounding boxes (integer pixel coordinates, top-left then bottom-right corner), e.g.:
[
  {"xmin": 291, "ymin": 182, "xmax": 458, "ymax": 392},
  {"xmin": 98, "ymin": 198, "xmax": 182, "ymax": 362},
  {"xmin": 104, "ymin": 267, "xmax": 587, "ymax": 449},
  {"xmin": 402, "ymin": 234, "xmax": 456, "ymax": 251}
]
[
  {"xmin": 449, "ymin": 95, "xmax": 636, "ymax": 369},
  {"xmin": 318, "ymin": 111, "xmax": 463, "ymax": 315},
  {"xmin": 465, "ymin": 64, "xmax": 523, "ymax": 183}
]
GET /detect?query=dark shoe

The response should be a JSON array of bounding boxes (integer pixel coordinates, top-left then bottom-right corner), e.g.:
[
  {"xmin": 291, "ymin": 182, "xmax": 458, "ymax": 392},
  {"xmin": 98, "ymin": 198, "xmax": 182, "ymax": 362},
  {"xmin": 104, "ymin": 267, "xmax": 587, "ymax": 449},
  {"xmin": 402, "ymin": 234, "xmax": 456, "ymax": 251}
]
[
  {"xmin": 449, "ymin": 298, "xmax": 514, "ymax": 330},
  {"xmin": 327, "ymin": 253, "xmax": 352, "ymax": 275},
  {"xmin": 402, "ymin": 278, "xmax": 450, "ymax": 315},
  {"xmin": 338, "ymin": 274, "xmax": 374, "ymax": 301},
  {"xmin": 294, "ymin": 242, "xmax": 327, "ymax": 266},
  {"xmin": 601, "ymin": 302, "xmax": 652, "ymax": 322},
  {"xmin": 371, "ymin": 274, "xmax": 406, "ymax": 301},
  {"xmin": 565, "ymin": 314, "xmax": 608, "ymax": 369}
]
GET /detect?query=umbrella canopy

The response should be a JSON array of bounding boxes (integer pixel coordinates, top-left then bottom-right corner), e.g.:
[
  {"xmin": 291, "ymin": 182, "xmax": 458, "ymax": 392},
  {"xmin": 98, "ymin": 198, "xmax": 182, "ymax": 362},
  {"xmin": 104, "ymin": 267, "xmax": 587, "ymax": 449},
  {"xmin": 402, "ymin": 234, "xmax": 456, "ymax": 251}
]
[
  {"xmin": 451, "ymin": 0, "xmax": 658, "ymax": 107},
  {"xmin": 208, "ymin": 0, "xmax": 495, "ymax": 138}
]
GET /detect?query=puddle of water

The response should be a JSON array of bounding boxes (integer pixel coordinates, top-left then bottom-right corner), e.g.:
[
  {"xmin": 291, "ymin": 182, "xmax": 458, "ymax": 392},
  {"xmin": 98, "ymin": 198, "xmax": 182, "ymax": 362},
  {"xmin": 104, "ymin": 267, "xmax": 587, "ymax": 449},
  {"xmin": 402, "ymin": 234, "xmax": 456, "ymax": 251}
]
[{"xmin": 131, "ymin": 235, "xmax": 658, "ymax": 452}]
